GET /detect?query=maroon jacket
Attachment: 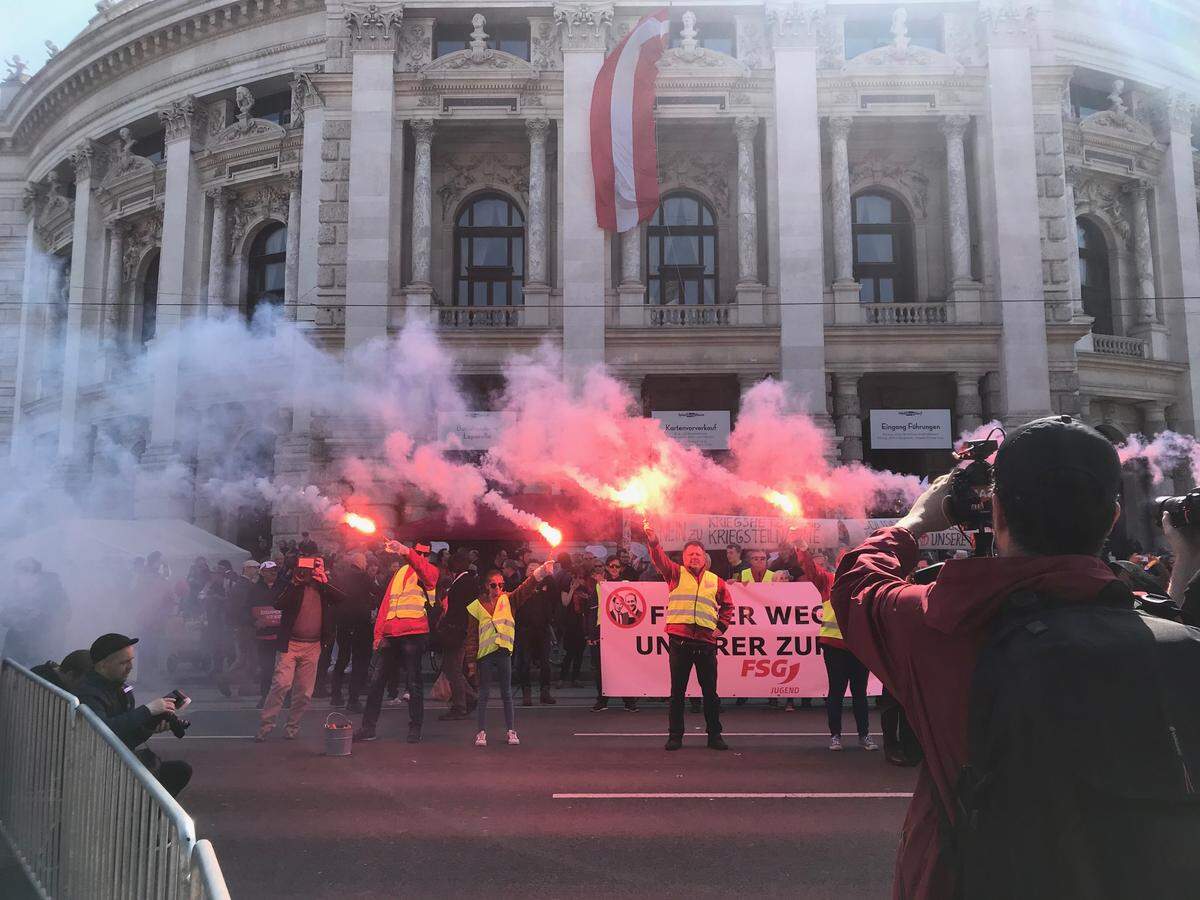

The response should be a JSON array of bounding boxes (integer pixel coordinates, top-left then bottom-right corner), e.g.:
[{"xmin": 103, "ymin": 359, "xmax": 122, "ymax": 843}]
[{"xmin": 830, "ymin": 527, "xmax": 1119, "ymax": 900}]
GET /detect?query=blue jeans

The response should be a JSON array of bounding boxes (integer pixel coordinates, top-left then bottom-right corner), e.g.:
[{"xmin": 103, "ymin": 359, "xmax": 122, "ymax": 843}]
[{"xmin": 476, "ymin": 649, "xmax": 514, "ymax": 733}]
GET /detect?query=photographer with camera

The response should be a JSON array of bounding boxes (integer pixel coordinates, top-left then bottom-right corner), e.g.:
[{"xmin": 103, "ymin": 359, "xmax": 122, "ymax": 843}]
[
  {"xmin": 831, "ymin": 415, "xmax": 1200, "ymax": 899},
  {"xmin": 76, "ymin": 633, "xmax": 193, "ymax": 798},
  {"xmin": 1162, "ymin": 491, "xmax": 1200, "ymax": 625},
  {"xmin": 256, "ymin": 556, "xmax": 345, "ymax": 742}
]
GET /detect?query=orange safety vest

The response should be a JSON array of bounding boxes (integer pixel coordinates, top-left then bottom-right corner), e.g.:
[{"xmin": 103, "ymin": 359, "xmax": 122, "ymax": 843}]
[
  {"xmin": 666, "ymin": 567, "xmax": 720, "ymax": 631},
  {"xmin": 467, "ymin": 594, "xmax": 515, "ymax": 659},
  {"xmin": 383, "ymin": 565, "xmax": 429, "ymax": 623}
]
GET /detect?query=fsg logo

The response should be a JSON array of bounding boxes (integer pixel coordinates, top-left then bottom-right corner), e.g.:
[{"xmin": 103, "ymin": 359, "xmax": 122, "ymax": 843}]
[{"xmin": 740, "ymin": 658, "xmax": 801, "ymax": 684}]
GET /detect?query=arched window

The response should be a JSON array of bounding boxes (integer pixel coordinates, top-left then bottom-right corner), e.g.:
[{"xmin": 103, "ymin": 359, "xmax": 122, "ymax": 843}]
[
  {"xmin": 1077, "ymin": 218, "xmax": 1113, "ymax": 335},
  {"xmin": 453, "ymin": 193, "xmax": 525, "ymax": 311},
  {"xmin": 647, "ymin": 192, "xmax": 719, "ymax": 305},
  {"xmin": 246, "ymin": 223, "xmax": 287, "ymax": 321},
  {"xmin": 141, "ymin": 252, "xmax": 160, "ymax": 345},
  {"xmin": 852, "ymin": 191, "xmax": 914, "ymax": 303}
]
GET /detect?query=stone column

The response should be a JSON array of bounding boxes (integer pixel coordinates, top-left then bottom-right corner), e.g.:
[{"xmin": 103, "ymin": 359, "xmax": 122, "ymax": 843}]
[
  {"xmin": 345, "ymin": 2, "xmax": 403, "ymax": 347},
  {"xmin": 556, "ymin": 1, "xmax": 613, "ymax": 379},
  {"xmin": 832, "ymin": 373, "xmax": 862, "ymax": 463},
  {"xmin": 404, "ymin": 119, "xmax": 435, "ymax": 322},
  {"xmin": 981, "ymin": 1, "xmax": 1051, "ymax": 424},
  {"xmin": 1152, "ymin": 90, "xmax": 1200, "ymax": 435},
  {"xmin": 1064, "ymin": 165, "xmax": 1083, "ymax": 313},
  {"xmin": 285, "ymin": 173, "xmax": 302, "ymax": 315},
  {"xmin": 734, "ymin": 116, "xmax": 764, "ymax": 324},
  {"xmin": 102, "ymin": 222, "xmax": 126, "ymax": 373},
  {"xmin": 136, "ymin": 95, "xmax": 206, "ymax": 518},
  {"xmin": 617, "ymin": 227, "xmax": 644, "ymax": 327},
  {"xmin": 955, "ymin": 372, "xmax": 984, "ymax": 433},
  {"xmin": 767, "ymin": 1, "xmax": 831, "ymax": 421},
  {"xmin": 827, "ymin": 115, "xmax": 859, "ymax": 323},
  {"xmin": 524, "ymin": 117, "xmax": 552, "ymax": 327},
  {"xmin": 206, "ymin": 188, "xmax": 228, "ymax": 312},
  {"xmin": 942, "ymin": 114, "xmax": 982, "ymax": 320},
  {"xmin": 10, "ymin": 219, "xmax": 46, "ymax": 455},
  {"xmin": 59, "ymin": 140, "xmax": 107, "ymax": 462},
  {"xmin": 296, "ymin": 76, "xmax": 324, "ymax": 322},
  {"xmin": 1125, "ymin": 180, "xmax": 1169, "ymax": 359}
]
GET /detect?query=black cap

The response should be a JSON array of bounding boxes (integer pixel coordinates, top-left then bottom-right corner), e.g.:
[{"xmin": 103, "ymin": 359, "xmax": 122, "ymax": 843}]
[
  {"xmin": 993, "ymin": 415, "xmax": 1121, "ymax": 502},
  {"xmin": 89, "ymin": 633, "xmax": 139, "ymax": 663}
]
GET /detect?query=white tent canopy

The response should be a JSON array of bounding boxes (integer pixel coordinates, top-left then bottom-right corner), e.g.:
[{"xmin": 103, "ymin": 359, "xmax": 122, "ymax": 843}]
[{"xmin": 0, "ymin": 518, "xmax": 253, "ymax": 576}]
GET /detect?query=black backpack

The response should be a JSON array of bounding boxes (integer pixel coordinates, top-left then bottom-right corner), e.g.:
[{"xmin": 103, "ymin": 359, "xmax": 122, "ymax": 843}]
[{"xmin": 949, "ymin": 581, "xmax": 1200, "ymax": 899}]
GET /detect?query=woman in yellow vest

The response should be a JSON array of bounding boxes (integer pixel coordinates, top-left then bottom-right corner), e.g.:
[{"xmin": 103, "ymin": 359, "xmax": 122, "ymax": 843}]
[{"xmin": 465, "ymin": 559, "xmax": 556, "ymax": 747}]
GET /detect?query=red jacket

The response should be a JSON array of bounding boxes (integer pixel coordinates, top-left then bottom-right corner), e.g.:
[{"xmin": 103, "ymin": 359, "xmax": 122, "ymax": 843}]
[
  {"xmin": 374, "ymin": 552, "xmax": 441, "ymax": 645},
  {"xmin": 830, "ymin": 527, "xmax": 1120, "ymax": 900},
  {"xmin": 648, "ymin": 540, "xmax": 735, "ymax": 643}
]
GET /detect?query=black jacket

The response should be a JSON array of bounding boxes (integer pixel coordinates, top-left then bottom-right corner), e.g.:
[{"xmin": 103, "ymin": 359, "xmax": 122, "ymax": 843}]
[
  {"xmin": 271, "ymin": 577, "xmax": 346, "ymax": 652},
  {"xmin": 439, "ymin": 571, "xmax": 480, "ymax": 642},
  {"xmin": 1182, "ymin": 574, "xmax": 1200, "ymax": 628},
  {"xmin": 76, "ymin": 671, "xmax": 157, "ymax": 751},
  {"xmin": 331, "ymin": 563, "xmax": 380, "ymax": 627},
  {"xmin": 515, "ymin": 577, "xmax": 557, "ymax": 634}
]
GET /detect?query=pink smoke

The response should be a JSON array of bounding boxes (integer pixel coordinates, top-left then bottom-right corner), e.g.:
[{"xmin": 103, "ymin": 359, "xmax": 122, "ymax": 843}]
[{"xmin": 1117, "ymin": 431, "xmax": 1200, "ymax": 485}]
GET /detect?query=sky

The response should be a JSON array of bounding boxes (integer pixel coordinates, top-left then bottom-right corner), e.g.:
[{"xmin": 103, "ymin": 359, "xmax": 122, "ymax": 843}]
[{"xmin": 2, "ymin": 0, "xmax": 97, "ymax": 79}]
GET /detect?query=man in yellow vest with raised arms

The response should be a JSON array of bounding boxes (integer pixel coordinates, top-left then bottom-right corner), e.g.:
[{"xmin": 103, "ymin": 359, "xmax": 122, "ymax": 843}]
[
  {"xmin": 643, "ymin": 522, "xmax": 736, "ymax": 751},
  {"xmin": 465, "ymin": 559, "xmax": 557, "ymax": 747},
  {"xmin": 354, "ymin": 539, "xmax": 440, "ymax": 744}
]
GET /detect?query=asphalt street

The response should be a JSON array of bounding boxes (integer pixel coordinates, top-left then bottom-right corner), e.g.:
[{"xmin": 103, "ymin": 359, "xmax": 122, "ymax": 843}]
[{"xmin": 153, "ymin": 688, "xmax": 917, "ymax": 899}]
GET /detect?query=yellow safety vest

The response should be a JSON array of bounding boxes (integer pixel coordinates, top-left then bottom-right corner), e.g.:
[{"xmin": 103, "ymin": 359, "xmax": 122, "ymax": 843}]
[
  {"xmin": 740, "ymin": 569, "xmax": 775, "ymax": 584},
  {"xmin": 383, "ymin": 565, "xmax": 429, "ymax": 622},
  {"xmin": 467, "ymin": 594, "xmax": 515, "ymax": 659},
  {"xmin": 818, "ymin": 598, "xmax": 843, "ymax": 642},
  {"xmin": 666, "ymin": 568, "xmax": 720, "ymax": 631}
]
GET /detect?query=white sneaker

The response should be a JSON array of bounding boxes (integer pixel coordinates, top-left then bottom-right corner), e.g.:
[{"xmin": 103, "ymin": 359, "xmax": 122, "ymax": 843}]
[
  {"xmin": 474, "ymin": 730, "xmax": 487, "ymax": 747},
  {"xmin": 402, "ymin": 691, "xmax": 411, "ymax": 702},
  {"xmin": 829, "ymin": 735, "xmax": 843, "ymax": 751},
  {"xmin": 860, "ymin": 735, "xmax": 880, "ymax": 751},
  {"xmin": 507, "ymin": 730, "xmax": 520, "ymax": 746}
]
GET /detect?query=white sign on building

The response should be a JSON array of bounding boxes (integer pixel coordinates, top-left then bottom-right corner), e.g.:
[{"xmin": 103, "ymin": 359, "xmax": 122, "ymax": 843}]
[
  {"xmin": 651, "ymin": 410, "xmax": 731, "ymax": 450},
  {"xmin": 437, "ymin": 412, "xmax": 515, "ymax": 451},
  {"xmin": 869, "ymin": 409, "xmax": 953, "ymax": 450}
]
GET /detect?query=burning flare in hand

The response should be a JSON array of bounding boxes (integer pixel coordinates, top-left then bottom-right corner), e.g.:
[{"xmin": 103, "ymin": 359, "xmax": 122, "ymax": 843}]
[
  {"xmin": 762, "ymin": 489, "xmax": 802, "ymax": 518},
  {"xmin": 538, "ymin": 522, "xmax": 563, "ymax": 548},
  {"xmin": 343, "ymin": 512, "xmax": 378, "ymax": 535}
]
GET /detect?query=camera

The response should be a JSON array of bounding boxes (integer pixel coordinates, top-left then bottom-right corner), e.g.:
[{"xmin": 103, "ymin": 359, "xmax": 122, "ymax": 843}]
[
  {"xmin": 1156, "ymin": 490, "xmax": 1200, "ymax": 529},
  {"xmin": 945, "ymin": 439, "xmax": 999, "ymax": 532},
  {"xmin": 162, "ymin": 689, "xmax": 191, "ymax": 739}
]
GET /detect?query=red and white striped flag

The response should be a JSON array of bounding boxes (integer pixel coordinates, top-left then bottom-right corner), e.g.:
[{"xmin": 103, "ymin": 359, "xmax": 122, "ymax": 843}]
[{"xmin": 590, "ymin": 9, "xmax": 669, "ymax": 234}]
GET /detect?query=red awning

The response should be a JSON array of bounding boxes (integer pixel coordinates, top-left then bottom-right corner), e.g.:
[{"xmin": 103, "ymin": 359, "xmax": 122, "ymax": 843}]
[{"xmin": 393, "ymin": 494, "xmax": 620, "ymax": 544}]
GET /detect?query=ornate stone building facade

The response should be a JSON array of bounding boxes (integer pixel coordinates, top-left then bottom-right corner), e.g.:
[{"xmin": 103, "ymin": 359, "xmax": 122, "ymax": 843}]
[{"xmin": 0, "ymin": 0, "xmax": 1198, "ymax": 546}]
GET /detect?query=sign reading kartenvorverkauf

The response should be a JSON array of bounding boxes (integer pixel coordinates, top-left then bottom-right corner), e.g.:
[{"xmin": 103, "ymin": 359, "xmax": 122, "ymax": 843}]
[
  {"xmin": 870, "ymin": 409, "xmax": 953, "ymax": 450},
  {"xmin": 651, "ymin": 410, "xmax": 731, "ymax": 450},
  {"xmin": 599, "ymin": 581, "xmax": 883, "ymax": 698},
  {"xmin": 436, "ymin": 412, "xmax": 515, "ymax": 451}
]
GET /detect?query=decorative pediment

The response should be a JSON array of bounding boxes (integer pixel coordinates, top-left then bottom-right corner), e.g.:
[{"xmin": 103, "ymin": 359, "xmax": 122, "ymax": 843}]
[
  {"xmin": 843, "ymin": 42, "xmax": 965, "ymax": 75},
  {"xmin": 1080, "ymin": 108, "xmax": 1156, "ymax": 146},
  {"xmin": 101, "ymin": 128, "xmax": 156, "ymax": 189},
  {"xmin": 421, "ymin": 48, "xmax": 536, "ymax": 75},
  {"xmin": 658, "ymin": 46, "xmax": 750, "ymax": 78}
]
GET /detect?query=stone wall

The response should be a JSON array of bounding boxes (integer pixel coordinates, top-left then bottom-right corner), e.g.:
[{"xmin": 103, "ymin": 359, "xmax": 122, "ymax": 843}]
[
  {"xmin": 1034, "ymin": 112, "xmax": 1073, "ymax": 309},
  {"xmin": 0, "ymin": 190, "xmax": 26, "ymax": 456},
  {"xmin": 317, "ymin": 118, "xmax": 351, "ymax": 302}
]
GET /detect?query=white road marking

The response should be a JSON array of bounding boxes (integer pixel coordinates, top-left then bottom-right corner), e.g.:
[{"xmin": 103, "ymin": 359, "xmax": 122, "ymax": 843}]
[
  {"xmin": 150, "ymin": 735, "xmax": 256, "ymax": 740},
  {"xmin": 553, "ymin": 792, "xmax": 913, "ymax": 800},
  {"xmin": 572, "ymin": 732, "xmax": 881, "ymax": 737}
]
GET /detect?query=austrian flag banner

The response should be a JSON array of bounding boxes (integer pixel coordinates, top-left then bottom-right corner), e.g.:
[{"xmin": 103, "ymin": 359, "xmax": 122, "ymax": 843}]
[{"xmin": 590, "ymin": 8, "xmax": 669, "ymax": 233}]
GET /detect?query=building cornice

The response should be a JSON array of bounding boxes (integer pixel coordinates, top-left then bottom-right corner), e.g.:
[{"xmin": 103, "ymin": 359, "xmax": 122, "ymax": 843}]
[{"xmin": 2, "ymin": 0, "xmax": 324, "ymax": 153}]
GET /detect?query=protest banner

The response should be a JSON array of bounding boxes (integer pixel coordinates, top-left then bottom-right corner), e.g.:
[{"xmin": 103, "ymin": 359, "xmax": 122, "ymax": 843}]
[
  {"xmin": 599, "ymin": 581, "xmax": 883, "ymax": 698},
  {"xmin": 623, "ymin": 513, "xmax": 972, "ymax": 554}
]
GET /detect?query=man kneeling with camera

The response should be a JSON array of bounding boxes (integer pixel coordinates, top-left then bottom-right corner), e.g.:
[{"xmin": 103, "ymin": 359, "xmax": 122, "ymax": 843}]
[
  {"xmin": 832, "ymin": 415, "xmax": 1200, "ymax": 900},
  {"xmin": 77, "ymin": 633, "xmax": 193, "ymax": 798}
]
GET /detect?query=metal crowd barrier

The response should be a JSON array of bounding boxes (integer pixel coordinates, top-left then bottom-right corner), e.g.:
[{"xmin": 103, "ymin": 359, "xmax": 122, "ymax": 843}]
[{"xmin": 0, "ymin": 659, "xmax": 231, "ymax": 899}]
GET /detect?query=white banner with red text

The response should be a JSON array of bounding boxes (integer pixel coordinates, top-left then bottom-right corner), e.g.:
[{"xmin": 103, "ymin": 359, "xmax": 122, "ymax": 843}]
[{"xmin": 598, "ymin": 581, "xmax": 883, "ymax": 698}]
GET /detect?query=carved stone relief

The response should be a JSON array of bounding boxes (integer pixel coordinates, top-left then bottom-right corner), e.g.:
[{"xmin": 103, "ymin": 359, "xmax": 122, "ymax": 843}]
[
  {"xmin": 396, "ymin": 20, "xmax": 433, "ymax": 72},
  {"xmin": 1073, "ymin": 176, "xmax": 1131, "ymax": 245},
  {"xmin": 531, "ymin": 19, "xmax": 563, "ymax": 70},
  {"xmin": 735, "ymin": 17, "xmax": 771, "ymax": 70},
  {"xmin": 122, "ymin": 211, "xmax": 164, "ymax": 281},
  {"xmin": 228, "ymin": 183, "xmax": 290, "ymax": 255},
  {"xmin": 847, "ymin": 150, "xmax": 937, "ymax": 216},
  {"xmin": 437, "ymin": 153, "xmax": 530, "ymax": 221},
  {"xmin": 656, "ymin": 151, "xmax": 731, "ymax": 215},
  {"xmin": 103, "ymin": 127, "xmax": 156, "ymax": 186}
]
